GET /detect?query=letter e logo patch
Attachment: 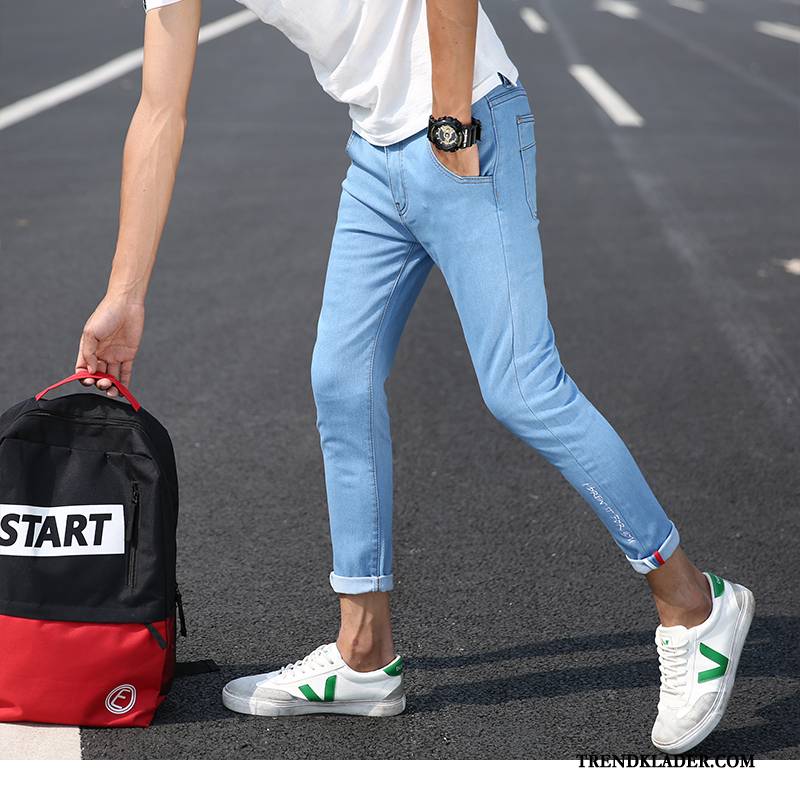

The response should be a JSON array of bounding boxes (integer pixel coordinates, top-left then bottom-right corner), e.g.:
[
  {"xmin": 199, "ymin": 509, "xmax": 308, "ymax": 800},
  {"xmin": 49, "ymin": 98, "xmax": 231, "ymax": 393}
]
[{"xmin": 105, "ymin": 684, "xmax": 137, "ymax": 715}]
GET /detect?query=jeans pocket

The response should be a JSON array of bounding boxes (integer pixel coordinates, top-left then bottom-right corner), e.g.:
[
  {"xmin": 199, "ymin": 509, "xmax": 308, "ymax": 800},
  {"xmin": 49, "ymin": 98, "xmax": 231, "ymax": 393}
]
[
  {"xmin": 426, "ymin": 140, "xmax": 494, "ymax": 185},
  {"xmin": 516, "ymin": 114, "xmax": 538, "ymax": 219}
]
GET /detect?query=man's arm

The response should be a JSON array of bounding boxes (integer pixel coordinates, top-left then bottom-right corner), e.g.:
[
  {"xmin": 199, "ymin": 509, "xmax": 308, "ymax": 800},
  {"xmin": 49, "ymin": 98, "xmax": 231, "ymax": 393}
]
[
  {"xmin": 426, "ymin": 0, "xmax": 480, "ymax": 177},
  {"xmin": 76, "ymin": 0, "xmax": 201, "ymax": 395}
]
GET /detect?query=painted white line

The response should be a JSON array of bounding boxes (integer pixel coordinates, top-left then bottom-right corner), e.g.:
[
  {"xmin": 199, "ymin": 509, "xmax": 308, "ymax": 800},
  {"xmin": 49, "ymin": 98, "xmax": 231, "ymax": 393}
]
[
  {"xmin": 755, "ymin": 21, "xmax": 800, "ymax": 44},
  {"xmin": 596, "ymin": 0, "xmax": 640, "ymax": 20},
  {"xmin": 197, "ymin": 8, "xmax": 256, "ymax": 44},
  {"xmin": 520, "ymin": 7, "xmax": 549, "ymax": 34},
  {"xmin": 668, "ymin": 0, "xmax": 705, "ymax": 14},
  {"xmin": 0, "ymin": 9, "xmax": 257, "ymax": 132},
  {"xmin": 781, "ymin": 259, "xmax": 800, "ymax": 275},
  {"xmin": 0, "ymin": 723, "xmax": 81, "ymax": 760},
  {"xmin": 569, "ymin": 64, "xmax": 644, "ymax": 126}
]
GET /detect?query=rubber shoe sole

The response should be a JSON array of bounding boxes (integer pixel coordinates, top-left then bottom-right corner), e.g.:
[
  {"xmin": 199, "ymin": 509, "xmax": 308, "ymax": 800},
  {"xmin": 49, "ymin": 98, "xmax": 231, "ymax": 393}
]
[
  {"xmin": 652, "ymin": 584, "xmax": 755, "ymax": 754},
  {"xmin": 222, "ymin": 685, "xmax": 406, "ymax": 718}
]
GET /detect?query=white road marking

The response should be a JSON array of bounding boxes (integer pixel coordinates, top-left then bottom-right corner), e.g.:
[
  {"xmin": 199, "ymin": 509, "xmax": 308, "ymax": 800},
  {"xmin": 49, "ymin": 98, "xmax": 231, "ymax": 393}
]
[
  {"xmin": 520, "ymin": 7, "xmax": 549, "ymax": 34},
  {"xmin": 0, "ymin": 9, "xmax": 257, "ymax": 132},
  {"xmin": 781, "ymin": 259, "xmax": 800, "ymax": 275},
  {"xmin": 540, "ymin": 0, "xmax": 800, "ymax": 431},
  {"xmin": 668, "ymin": 0, "xmax": 705, "ymax": 13},
  {"xmin": 519, "ymin": 6, "xmax": 547, "ymax": 33},
  {"xmin": 755, "ymin": 21, "xmax": 800, "ymax": 44},
  {"xmin": 596, "ymin": 0, "xmax": 640, "ymax": 20},
  {"xmin": 569, "ymin": 65, "xmax": 644, "ymax": 126},
  {"xmin": 0, "ymin": 723, "xmax": 81, "ymax": 760}
]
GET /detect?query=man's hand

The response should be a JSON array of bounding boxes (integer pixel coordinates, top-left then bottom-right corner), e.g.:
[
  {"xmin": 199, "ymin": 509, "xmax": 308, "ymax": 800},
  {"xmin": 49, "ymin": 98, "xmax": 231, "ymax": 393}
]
[
  {"xmin": 433, "ymin": 143, "xmax": 480, "ymax": 178},
  {"xmin": 75, "ymin": 295, "xmax": 145, "ymax": 397},
  {"xmin": 427, "ymin": 1, "xmax": 480, "ymax": 177}
]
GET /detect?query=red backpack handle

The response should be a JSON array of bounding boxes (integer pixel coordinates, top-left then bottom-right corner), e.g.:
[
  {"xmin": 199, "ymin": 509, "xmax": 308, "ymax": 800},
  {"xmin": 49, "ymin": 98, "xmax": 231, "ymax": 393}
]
[{"xmin": 35, "ymin": 372, "xmax": 142, "ymax": 412}]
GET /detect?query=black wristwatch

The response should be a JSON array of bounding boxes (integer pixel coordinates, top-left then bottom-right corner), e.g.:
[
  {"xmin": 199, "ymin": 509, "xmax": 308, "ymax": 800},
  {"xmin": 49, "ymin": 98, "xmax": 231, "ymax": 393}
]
[{"xmin": 427, "ymin": 115, "xmax": 482, "ymax": 152}]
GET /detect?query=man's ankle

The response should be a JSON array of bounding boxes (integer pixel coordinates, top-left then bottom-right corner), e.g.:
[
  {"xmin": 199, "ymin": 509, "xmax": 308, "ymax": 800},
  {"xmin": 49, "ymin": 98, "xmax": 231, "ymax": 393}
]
[
  {"xmin": 646, "ymin": 549, "xmax": 714, "ymax": 628},
  {"xmin": 655, "ymin": 580, "xmax": 713, "ymax": 628},
  {"xmin": 337, "ymin": 635, "xmax": 395, "ymax": 672}
]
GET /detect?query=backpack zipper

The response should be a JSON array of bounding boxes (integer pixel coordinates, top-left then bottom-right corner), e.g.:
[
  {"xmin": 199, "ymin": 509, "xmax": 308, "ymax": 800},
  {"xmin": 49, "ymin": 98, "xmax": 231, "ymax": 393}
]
[{"xmin": 126, "ymin": 481, "xmax": 140, "ymax": 588}]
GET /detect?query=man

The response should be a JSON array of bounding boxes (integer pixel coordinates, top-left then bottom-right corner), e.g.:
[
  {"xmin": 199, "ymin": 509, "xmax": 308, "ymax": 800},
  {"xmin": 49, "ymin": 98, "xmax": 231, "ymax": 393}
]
[{"xmin": 76, "ymin": 0, "xmax": 753, "ymax": 753}]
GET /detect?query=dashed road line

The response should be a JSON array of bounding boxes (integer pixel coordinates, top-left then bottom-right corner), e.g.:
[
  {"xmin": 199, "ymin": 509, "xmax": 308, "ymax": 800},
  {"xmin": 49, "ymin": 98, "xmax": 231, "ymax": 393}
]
[
  {"xmin": 668, "ymin": 0, "xmax": 705, "ymax": 13},
  {"xmin": 542, "ymin": 0, "xmax": 800, "ymax": 430},
  {"xmin": 0, "ymin": 723, "xmax": 81, "ymax": 760},
  {"xmin": 755, "ymin": 21, "xmax": 800, "ymax": 44},
  {"xmin": 568, "ymin": 65, "xmax": 645, "ymax": 126},
  {"xmin": 596, "ymin": 0, "xmax": 641, "ymax": 20},
  {"xmin": 638, "ymin": 11, "xmax": 800, "ymax": 110},
  {"xmin": 520, "ymin": 7, "xmax": 549, "ymax": 34},
  {"xmin": 0, "ymin": 9, "xmax": 257, "ymax": 132}
]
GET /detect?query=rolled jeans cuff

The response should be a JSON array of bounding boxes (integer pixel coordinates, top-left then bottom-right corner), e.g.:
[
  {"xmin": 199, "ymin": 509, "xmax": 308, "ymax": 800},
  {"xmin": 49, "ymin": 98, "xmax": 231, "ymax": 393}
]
[
  {"xmin": 329, "ymin": 572, "xmax": 394, "ymax": 594},
  {"xmin": 626, "ymin": 522, "xmax": 680, "ymax": 574}
]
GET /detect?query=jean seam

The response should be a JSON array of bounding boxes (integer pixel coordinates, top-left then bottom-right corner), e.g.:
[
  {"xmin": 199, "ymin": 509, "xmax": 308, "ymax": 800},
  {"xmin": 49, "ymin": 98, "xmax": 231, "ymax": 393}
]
[
  {"xmin": 517, "ymin": 119, "xmax": 538, "ymax": 220},
  {"xmin": 367, "ymin": 242, "xmax": 416, "ymax": 580},
  {"xmin": 398, "ymin": 146, "xmax": 408, "ymax": 215},
  {"xmin": 488, "ymin": 121, "xmax": 640, "ymax": 547},
  {"xmin": 487, "ymin": 87, "xmax": 526, "ymax": 109}
]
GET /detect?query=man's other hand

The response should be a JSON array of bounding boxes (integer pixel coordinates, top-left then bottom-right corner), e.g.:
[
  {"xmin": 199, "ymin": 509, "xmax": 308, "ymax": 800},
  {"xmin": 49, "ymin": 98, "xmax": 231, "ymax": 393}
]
[{"xmin": 75, "ymin": 294, "xmax": 145, "ymax": 397}]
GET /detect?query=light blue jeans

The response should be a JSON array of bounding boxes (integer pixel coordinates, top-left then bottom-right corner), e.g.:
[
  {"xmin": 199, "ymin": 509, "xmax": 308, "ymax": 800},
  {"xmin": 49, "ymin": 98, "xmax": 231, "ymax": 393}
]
[{"xmin": 312, "ymin": 78, "xmax": 679, "ymax": 594}]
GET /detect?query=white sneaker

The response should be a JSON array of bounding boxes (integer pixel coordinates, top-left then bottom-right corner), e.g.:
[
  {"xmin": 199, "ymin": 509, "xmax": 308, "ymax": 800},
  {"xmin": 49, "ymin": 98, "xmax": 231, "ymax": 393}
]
[
  {"xmin": 222, "ymin": 642, "xmax": 406, "ymax": 717},
  {"xmin": 651, "ymin": 572, "xmax": 755, "ymax": 754}
]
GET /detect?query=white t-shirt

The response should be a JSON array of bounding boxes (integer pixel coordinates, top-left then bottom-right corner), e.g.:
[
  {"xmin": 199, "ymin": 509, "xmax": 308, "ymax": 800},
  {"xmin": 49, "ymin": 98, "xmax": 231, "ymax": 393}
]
[{"xmin": 144, "ymin": 1, "xmax": 518, "ymax": 146}]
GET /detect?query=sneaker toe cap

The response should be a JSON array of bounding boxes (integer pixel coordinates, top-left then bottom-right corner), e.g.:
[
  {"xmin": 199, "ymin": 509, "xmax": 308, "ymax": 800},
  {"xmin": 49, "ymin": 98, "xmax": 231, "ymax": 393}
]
[
  {"xmin": 223, "ymin": 672, "xmax": 294, "ymax": 703},
  {"xmin": 652, "ymin": 693, "xmax": 717, "ymax": 748}
]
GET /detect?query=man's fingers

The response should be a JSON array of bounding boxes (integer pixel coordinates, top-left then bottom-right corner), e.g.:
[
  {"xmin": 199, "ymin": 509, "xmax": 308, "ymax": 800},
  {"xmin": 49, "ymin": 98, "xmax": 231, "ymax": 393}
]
[
  {"xmin": 75, "ymin": 354, "xmax": 94, "ymax": 386},
  {"xmin": 120, "ymin": 362, "xmax": 133, "ymax": 388},
  {"xmin": 95, "ymin": 360, "xmax": 110, "ymax": 390},
  {"xmin": 105, "ymin": 362, "xmax": 121, "ymax": 397},
  {"xmin": 78, "ymin": 332, "xmax": 99, "ymax": 385}
]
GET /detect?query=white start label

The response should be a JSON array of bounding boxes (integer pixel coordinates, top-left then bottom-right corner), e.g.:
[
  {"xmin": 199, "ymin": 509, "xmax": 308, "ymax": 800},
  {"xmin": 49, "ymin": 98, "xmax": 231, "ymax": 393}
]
[{"xmin": 0, "ymin": 504, "xmax": 125, "ymax": 556}]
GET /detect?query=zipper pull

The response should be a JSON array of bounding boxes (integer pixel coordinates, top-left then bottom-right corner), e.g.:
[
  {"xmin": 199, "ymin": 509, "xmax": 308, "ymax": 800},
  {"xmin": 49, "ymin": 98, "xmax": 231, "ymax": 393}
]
[
  {"xmin": 176, "ymin": 586, "xmax": 188, "ymax": 637},
  {"xmin": 131, "ymin": 481, "xmax": 140, "ymax": 505}
]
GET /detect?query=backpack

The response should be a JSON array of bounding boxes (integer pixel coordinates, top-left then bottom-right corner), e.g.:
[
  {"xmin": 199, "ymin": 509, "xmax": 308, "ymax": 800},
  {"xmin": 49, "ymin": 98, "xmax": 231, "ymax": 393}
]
[{"xmin": 0, "ymin": 372, "xmax": 185, "ymax": 726}]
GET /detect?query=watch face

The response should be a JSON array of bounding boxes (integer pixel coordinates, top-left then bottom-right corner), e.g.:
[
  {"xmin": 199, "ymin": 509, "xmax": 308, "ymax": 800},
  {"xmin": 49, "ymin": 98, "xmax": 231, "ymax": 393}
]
[
  {"xmin": 438, "ymin": 124, "xmax": 457, "ymax": 148},
  {"xmin": 434, "ymin": 121, "xmax": 460, "ymax": 152}
]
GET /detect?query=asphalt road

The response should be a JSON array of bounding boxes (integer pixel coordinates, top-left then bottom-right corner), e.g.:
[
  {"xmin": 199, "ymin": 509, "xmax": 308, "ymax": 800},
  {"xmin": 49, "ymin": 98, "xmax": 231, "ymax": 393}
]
[{"xmin": 1, "ymin": 0, "xmax": 798, "ymax": 759}]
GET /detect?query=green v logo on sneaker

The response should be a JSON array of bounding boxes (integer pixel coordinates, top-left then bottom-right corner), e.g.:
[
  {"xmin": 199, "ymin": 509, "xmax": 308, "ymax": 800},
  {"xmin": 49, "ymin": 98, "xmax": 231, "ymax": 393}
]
[
  {"xmin": 298, "ymin": 675, "xmax": 337, "ymax": 702},
  {"xmin": 697, "ymin": 643, "xmax": 729, "ymax": 683}
]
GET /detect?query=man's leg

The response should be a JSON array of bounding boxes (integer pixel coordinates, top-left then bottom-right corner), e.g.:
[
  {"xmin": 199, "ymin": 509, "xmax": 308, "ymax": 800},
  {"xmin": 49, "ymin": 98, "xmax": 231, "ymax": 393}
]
[
  {"xmin": 310, "ymin": 142, "xmax": 433, "ymax": 670},
  {"xmin": 222, "ymin": 135, "xmax": 429, "ymax": 717},
  {"xmin": 408, "ymin": 85, "xmax": 684, "ymax": 590},
  {"xmin": 403, "ymin": 80, "xmax": 752, "ymax": 751}
]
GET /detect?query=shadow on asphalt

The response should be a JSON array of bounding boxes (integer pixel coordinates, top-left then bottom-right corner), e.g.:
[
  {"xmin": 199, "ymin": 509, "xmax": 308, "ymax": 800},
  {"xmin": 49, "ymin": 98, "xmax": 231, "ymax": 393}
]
[{"xmin": 158, "ymin": 615, "xmax": 799, "ymax": 756}]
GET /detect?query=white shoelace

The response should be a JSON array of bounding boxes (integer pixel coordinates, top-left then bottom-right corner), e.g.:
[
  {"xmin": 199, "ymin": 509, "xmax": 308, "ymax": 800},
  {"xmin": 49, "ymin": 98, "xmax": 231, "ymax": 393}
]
[
  {"xmin": 278, "ymin": 644, "xmax": 337, "ymax": 678},
  {"xmin": 656, "ymin": 638, "xmax": 690, "ymax": 696}
]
